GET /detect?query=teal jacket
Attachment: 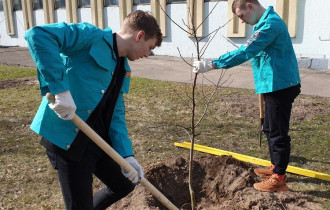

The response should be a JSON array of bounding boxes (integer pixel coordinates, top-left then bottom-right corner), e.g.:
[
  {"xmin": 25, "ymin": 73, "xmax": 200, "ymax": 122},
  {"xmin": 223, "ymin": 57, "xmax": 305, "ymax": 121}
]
[
  {"xmin": 213, "ymin": 6, "xmax": 301, "ymax": 94},
  {"xmin": 25, "ymin": 22, "xmax": 133, "ymax": 157}
]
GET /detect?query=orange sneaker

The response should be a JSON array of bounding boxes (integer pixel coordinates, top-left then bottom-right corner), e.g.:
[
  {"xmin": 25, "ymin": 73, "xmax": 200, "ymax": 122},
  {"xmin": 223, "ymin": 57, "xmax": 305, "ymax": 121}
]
[
  {"xmin": 254, "ymin": 165, "xmax": 274, "ymax": 178},
  {"xmin": 253, "ymin": 174, "xmax": 289, "ymax": 192}
]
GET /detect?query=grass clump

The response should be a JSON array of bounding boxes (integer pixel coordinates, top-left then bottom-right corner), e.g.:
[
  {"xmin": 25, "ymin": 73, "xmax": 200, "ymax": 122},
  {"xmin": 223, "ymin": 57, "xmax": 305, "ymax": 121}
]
[
  {"xmin": 0, "ymin": 65, "xmax": 36, "ymax": 80},
  {"xmin": 0, "ymin": 65, "xmax": 329, "ymax": 208}
]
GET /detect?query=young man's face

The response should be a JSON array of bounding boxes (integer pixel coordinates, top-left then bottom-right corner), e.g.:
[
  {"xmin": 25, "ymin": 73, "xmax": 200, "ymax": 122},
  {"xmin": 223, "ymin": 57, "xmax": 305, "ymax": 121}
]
[
  {"xmin": 127, "ymin": 31, "xmax": 157, "ymax": 61},
  {"xmin": 235, "ymin": 3, "xmax": 258, "ymax": 25}
]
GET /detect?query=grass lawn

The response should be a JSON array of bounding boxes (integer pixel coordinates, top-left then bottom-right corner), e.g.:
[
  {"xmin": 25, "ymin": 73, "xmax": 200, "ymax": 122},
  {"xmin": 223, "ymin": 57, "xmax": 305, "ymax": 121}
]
[{"xmin": 0, "ymin": 65, "xmax": 329, "ymax": 209}]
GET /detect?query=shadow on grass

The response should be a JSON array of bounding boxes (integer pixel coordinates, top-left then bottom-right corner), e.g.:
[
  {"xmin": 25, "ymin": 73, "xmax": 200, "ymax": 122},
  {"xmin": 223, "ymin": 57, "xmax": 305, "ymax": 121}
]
[
  {"xmin": 290, "ymin": 155, "xmax": 330, "ymax": 165},
  {"xmin": 289, "ymin": 176, "xmax": 329, "ymax": 200},
  {"xmin": 305, "ymin": 190, "xmax": 330, "ymax": 200}
]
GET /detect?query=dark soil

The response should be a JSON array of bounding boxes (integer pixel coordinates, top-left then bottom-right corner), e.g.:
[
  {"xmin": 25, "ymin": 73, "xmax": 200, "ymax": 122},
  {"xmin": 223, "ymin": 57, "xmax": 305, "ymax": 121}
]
[
  {"xmin": 110, "ymin": 155, "xmax": 323, "ymax": 210},
  {"xmin": 0, "ymin": 77, "xmax": 38, "ymax": 89},
  {"xmin": 1, "ymin": 77, "xmax": 326, "ymax": 209}
]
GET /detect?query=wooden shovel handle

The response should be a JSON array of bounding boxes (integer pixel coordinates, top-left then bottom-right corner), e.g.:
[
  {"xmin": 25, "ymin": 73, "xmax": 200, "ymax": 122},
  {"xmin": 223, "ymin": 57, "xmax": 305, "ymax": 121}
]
[{"xmin": 46, "ymin": 93, "xmax": 178, "ymax": 210}]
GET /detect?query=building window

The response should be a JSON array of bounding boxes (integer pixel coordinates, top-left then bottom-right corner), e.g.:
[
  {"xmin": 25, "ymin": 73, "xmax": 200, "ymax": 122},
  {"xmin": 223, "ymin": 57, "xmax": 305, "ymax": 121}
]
[
  {"xmin": 104, "ymin": 0, "xmax": 118, "ymax": 6},
  {"xmin": 167, "ymin": 0, "xmax": 186, "ymax": 3},
  {"xmin": 54, "ymin": 0, "xmax": 65, "ymax": 9},
  {"xmin": 0, "ymin": 0, "xmax": 3, "ymax": 12},
  {"xmin": 133, "ymin": 0, "xmax": 150, "ymax": 4},
  {"xmin": 33, "ymin": 0, "xmax": 43, "ymax": 10},
  {"xmin": 78, "ymin": 0, "xmax": 91, "ymax": 8},
  {"xmin": 13, "ymin": 0, "xmax": 22, "ymax": 11}
]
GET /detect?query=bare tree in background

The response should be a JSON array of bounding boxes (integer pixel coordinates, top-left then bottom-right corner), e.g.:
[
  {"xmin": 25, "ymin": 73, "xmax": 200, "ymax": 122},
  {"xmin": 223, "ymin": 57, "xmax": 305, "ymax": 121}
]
[{"xmin": 156, "ymin": 0, "xmax": 233, "ymax": 209}]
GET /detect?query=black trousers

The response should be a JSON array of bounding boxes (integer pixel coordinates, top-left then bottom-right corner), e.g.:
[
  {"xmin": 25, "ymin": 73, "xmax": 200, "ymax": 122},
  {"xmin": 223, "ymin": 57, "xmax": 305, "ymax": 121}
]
[
  {"xmin": 46, "ymin": 141, "xmax": 135, "ymax": 210},
  {"xmin": 263, "ymin": 84, "xmax": 301, "ymax": 175}
]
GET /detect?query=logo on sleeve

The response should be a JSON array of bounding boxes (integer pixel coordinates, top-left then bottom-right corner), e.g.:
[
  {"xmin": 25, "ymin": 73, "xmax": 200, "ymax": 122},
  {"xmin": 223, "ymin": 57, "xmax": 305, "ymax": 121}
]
[
  {"xmin": 244, "ymin": 30, "xmax": 260, "ymax": 48},
  {"xmin": 252, "ymin": 30, "xmax": 260, "ymax": 39},
  {"xmin": 244, "ymin": 39, "xmax": 253, "ymax": 47}
]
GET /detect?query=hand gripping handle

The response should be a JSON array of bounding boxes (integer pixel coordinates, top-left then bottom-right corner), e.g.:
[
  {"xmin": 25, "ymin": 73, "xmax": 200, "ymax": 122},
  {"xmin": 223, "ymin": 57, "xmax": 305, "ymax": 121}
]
[{"xmin": 46, "ymin": 93, "xmax": 178, "ymax": 210}]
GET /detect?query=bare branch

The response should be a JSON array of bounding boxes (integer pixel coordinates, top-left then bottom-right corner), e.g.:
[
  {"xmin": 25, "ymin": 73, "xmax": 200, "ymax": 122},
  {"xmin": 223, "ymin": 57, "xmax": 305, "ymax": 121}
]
[
  {"xmin": 200, "ymin": 18, "xmax": 234, "ymax": 57},
  {"xmin": 163, "ymin": 124, "xmax": 191, "ymax": 139},
  {"xmin": 196, "ymin": 1, "xmax": 220, "ymax": 31},
  {"xmin": 194, "ymin": 71, "xmax": 225, "ymax": 127},
  {"xmin": 184, "ymin": 81, "xmax": 193, "ymax": 101},
  {"xmin": 199, "ymin": 17, "xmax": 233, "ymax": 43},
  {"xmin": 179, "ymin": 126, "xmax": 193, "ymax": 142},
  {"xmin": 201, "ymin": 74, "xmax": 220, "ymax": 87},
  {"xmin": 197, "ymin": 28, "xmax": 218, "ymax": 43},
  {"xmin": 219, "ymin": 72, "xmax": 234, "ymax": 88},
  {"xmin": 221, "ymin": 35, "xmax": 240, "ymax": 49},
  {"xmin": 177, "ymin": 47, "xmax": 193, "ymax": 67},
  {"xmin": 181, "ymin": 19, "xmax": 192, "ymax": 31},
  {"xmin": 161, "ymin": 127, "xmax": 186, "ymax": 140},
  {"xmin": 154, "ymin": 1, "xmax": 232, "ymax": 208},
  {"xmin": 200, "ymin": 75, "xmax": 207, "ymax": 102},
  {"xmin": 155, "ymin": 0, "xmax": 193, "ymax": 35},
  {"xmin": 171, "ymin": 83, "xmax": 192, "ymax": 110}
]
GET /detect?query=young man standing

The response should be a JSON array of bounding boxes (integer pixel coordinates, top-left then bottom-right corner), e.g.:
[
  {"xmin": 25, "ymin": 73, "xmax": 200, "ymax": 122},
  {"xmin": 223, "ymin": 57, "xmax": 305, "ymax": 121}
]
[
  {"xmin": 25, "ymin": 10, "xmax": 162, "ymax": 209},
  {"xmin": 193, "ymin": 0, "xmax": 301, "ymax": 192}
]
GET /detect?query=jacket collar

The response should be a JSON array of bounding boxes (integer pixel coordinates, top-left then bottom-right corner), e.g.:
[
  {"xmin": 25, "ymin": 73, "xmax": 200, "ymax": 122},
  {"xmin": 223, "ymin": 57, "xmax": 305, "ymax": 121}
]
[
  {"xmin": 104, "ymin": 28, "xmax": 131, "ymax": 72},
  {"xmin": 89, "ymin": 27, "xmax": 116, "ymax": 71},
  {"xmin": 103, "ymin": 27, "xmax": 117, "ymax": 61},
  {"xmin": 89, "ymin": 27, "xmax": 131, "ymax": 72},
  {"xmin": 255, "ymin": 6, "xmax": 273, "ymax": 28}
]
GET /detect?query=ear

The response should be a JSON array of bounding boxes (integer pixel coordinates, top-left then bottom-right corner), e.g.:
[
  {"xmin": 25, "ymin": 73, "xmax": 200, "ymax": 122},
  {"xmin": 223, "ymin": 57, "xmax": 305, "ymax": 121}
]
[
  {"xmin": 246, "ymin": 3, "xmax": 253, "ymax": 10},
  {"xmin": 135, "ymin": 30, "xmax": 145, "ymax": 42}
]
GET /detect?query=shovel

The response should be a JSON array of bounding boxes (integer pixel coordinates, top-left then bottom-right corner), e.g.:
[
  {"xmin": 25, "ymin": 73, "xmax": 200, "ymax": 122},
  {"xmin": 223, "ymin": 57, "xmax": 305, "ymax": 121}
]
[
  {"xmin": 46, "ymin": 93, "xmax": 178, "ymax": 210},
  {"xmin": 258, "ymin": 94, "xmax": 264, "ymax": 147}
]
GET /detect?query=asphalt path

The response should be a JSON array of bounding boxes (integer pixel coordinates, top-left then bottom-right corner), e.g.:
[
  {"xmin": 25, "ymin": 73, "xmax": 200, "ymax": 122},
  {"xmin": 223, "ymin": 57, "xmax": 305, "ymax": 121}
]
[{"xmin": 1, "ymin": 46, "xmax": 329, "ymax": 97}]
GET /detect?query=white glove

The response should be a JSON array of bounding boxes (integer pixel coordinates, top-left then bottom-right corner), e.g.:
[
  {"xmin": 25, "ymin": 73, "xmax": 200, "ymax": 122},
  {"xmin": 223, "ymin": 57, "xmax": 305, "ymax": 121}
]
[
  {"xmin": 121, "ymin": 156, "xmax": 144, "ymax": 184},
  {"xmin": 192, "ymin": 58, "xmax": 214, "ymax": 73},
  {"xmin": 48, "ymin": 90, "xmax": 76, "ymax": 120}
]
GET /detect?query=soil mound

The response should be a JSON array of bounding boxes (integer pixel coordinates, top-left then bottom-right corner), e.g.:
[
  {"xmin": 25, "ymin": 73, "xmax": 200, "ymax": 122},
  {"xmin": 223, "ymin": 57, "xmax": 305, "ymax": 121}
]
[{"xmin": 109, "ymin": 155, "xmax": 324, "ymax": 210}]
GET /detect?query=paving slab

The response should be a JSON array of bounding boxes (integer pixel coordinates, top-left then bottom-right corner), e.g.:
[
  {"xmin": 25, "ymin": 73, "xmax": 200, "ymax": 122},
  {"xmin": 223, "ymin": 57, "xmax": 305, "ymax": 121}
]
[
  {"xmin": 1, "ymin": 47, "xmax": 329, "ymax": 98},
  {"xmin": 130, "ymin": 55, "xmax": 330, "ymax": 98},
  {"xmin": 0, "ymin": 47, "xmax": 36, "ymax": 67}
]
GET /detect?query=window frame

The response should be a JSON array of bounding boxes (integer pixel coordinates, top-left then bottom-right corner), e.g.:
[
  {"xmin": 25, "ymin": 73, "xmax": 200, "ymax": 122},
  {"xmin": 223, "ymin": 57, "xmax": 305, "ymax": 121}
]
[
  {"xmin": 54, "ymin": 0, "xmax": 66, "ymax": 10},
  {"xmin": 104, "ymin": 0, "xmax": 118, "ymax": 6},
  {"xmin": 78, "ymin": 0, "xmax": 91, "ymax": 8},
  {"xmin": 13, "ymin": 0, "xmax": 22, "ymax": 11},
  {"xmin": 32, "ymin": 0, "xmax": 43, "ymax": 10}
]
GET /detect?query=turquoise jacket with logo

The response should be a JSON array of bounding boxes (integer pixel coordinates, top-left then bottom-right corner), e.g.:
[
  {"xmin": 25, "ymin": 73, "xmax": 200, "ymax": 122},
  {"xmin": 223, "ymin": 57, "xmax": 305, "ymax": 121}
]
[
  {"xmin": 25, "ymin": 22, "xmax": 133, "ymax": 157},
  {"xmin": 213, "ymin": 6, "xmax": 301, "ymax": 94}
]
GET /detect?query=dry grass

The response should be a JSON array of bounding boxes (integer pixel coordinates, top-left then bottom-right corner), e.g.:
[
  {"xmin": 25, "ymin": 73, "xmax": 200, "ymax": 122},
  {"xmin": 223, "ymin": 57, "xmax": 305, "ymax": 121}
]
[{"xmin": 0, "ymin": 65, "xmax": 329, "ymax": 209}]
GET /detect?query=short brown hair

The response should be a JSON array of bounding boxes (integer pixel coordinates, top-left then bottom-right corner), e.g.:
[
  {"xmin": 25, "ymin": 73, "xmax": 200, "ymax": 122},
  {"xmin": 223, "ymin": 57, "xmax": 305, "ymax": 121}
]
[
  {"xmin": 232, "ymin": 0, "xmax": 260, "ymax": 14},
  {"xmin": 122, "ymin": 10, "xmax": 163, "ymax": 47}
]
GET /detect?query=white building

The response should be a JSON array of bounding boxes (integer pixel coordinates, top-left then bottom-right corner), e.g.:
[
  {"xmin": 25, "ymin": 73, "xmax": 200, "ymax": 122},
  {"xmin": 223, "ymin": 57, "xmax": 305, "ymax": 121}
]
[{"xmin": 0, "ymin": 0, "xmax": 329, "ymax": 70}]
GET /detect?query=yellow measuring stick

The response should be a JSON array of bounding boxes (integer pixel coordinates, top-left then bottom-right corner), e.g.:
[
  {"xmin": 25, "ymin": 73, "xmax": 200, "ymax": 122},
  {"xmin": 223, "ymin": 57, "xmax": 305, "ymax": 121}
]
[{"xmin": 174, "ymin": 142, "xmax": 330, "ymax": 182}]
